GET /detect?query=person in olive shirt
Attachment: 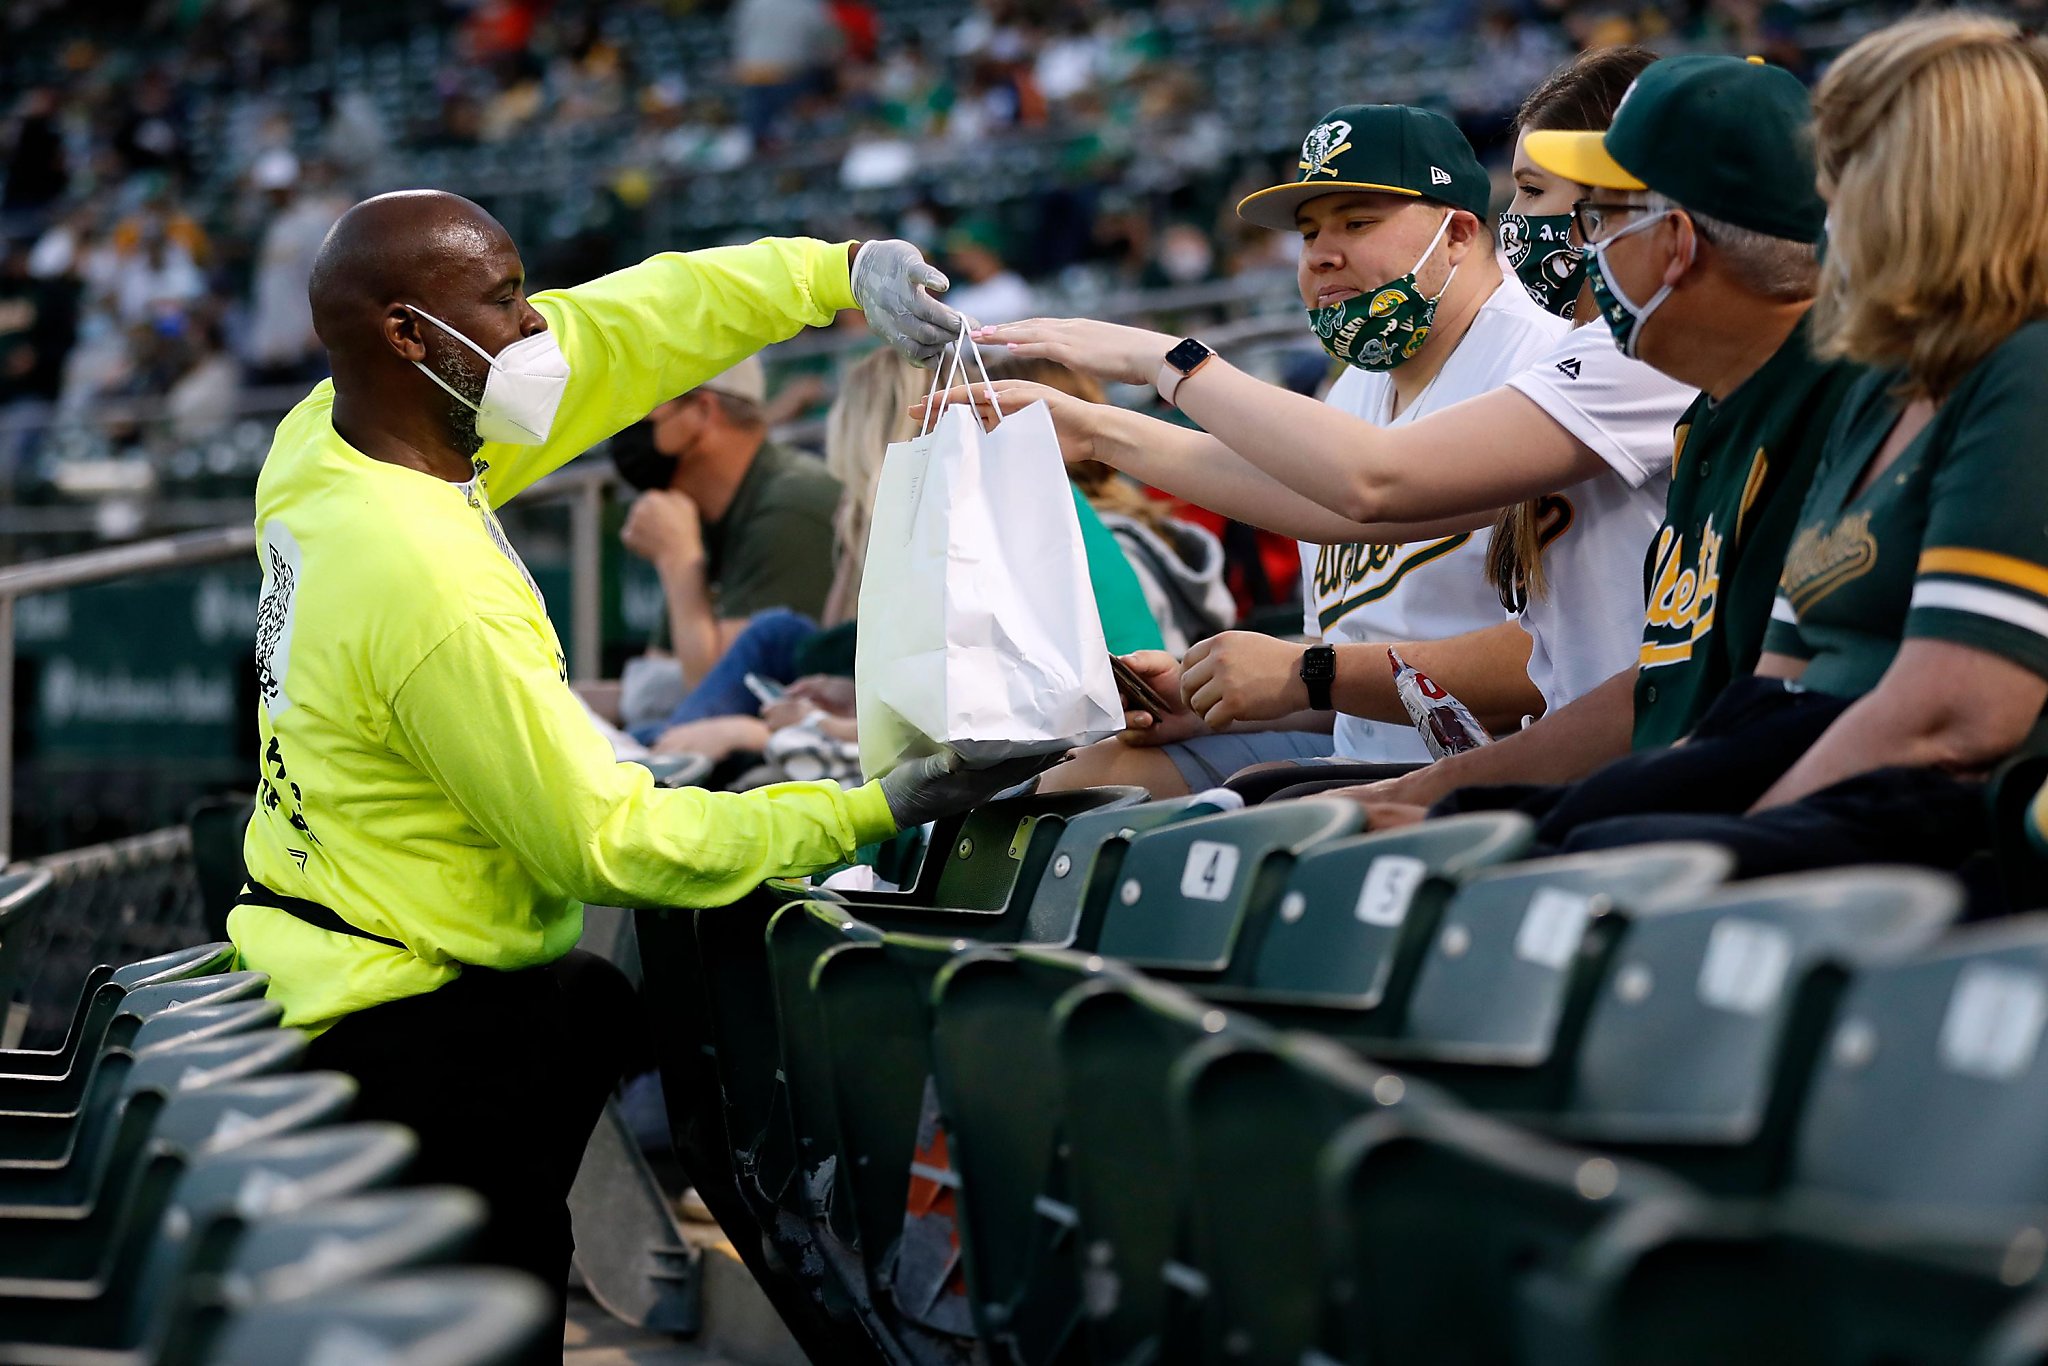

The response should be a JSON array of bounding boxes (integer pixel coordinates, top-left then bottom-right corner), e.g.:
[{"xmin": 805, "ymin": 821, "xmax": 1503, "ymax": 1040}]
[
  {"xmin": 1349, "ymin": 54, "xmax": 1863, "ymax": 819},
  {"xmin": 609, "ymin": 355, "xmax": 842, "ymax": 724}
]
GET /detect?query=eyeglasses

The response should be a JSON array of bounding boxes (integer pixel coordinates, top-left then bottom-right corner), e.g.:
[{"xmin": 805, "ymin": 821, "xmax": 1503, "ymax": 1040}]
[{"xmin": 1572, "ymin": 199, "xmax": 1660, "ymax": 247}]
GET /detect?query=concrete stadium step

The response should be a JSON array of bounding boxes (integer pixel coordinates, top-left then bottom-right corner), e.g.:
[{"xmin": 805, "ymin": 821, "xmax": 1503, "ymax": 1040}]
[{"xmin": 565, "ymin": 1202, "xmax": 808, "ymax": 1366}]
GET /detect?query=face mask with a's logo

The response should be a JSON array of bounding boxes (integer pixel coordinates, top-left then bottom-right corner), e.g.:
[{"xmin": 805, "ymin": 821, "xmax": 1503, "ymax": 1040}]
[
  {"xmin": 1306, "ymin": 210, "xmax": 1457, "ymax": 372},
  {"xmin": 1499, "ymin": 212, "xmax": 1585, "ymax": 318},
  {"xmin": 406, "ymin": 304, "xmax": 571, "ymax": 445}
]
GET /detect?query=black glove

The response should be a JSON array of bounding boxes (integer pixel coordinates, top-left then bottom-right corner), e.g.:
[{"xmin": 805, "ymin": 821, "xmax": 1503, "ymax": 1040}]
[{"xmin": 878, "ymin": 747, "xmax": 1058, "ymax": 829}]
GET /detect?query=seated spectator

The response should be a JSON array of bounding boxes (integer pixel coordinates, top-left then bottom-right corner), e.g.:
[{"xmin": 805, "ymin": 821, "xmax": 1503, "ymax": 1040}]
[
  {"xmin": 947, "ymin": 84, "xmax": 1694, "ymax": 797},
  {"xmin": 1374, "ymin": 15, "xmax": 2048, "ymax": 884},
  {"xmin": 611, "ymin": 356, "xmax": 842, "ymax": 734},
  {"xmin": 1317, "ymin": 53, "xmax": 1858, "ymax": 814}
]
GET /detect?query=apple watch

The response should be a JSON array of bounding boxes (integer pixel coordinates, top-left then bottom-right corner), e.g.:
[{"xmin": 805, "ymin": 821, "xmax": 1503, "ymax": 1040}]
[
  {"xmin": 1155, "ymin": 337, "xmax": 1217, "ymax": 406},
  {"xmin": 1300, "ymin": 644, "xmax": 1336, "ymax": 711}
]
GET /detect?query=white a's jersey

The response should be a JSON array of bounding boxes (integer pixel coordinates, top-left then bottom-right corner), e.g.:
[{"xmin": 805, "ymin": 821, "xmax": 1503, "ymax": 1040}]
[
  {"xmin": 1503, "ymin": 324, "xmax": 1696, "ymax": 714},
  {"xmin": 1302, "ymin": 277, "xmax": 1568, "ymax": 760}
]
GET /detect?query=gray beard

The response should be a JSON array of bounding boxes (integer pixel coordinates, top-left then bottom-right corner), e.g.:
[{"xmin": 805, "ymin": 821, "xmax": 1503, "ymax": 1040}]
[{"xmin": 429, "ymin": 345, "xmax": 488, "ymax": 458}]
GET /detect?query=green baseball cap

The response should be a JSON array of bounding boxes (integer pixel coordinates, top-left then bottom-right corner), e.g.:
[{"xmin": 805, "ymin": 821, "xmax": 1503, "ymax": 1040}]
[
  {"xmin": 1237, "ymin": 104, "xmax": 1492, "ymax": 230},
  {"xmin": 1525, "ymin": 54, "xmax": 1825, "ymax": 244}
]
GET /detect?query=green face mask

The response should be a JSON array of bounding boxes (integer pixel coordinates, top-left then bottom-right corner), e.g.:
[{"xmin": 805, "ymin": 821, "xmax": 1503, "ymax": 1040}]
[
  {"xmin": 1499, "ymin": 212, "xmax": 1584, "ymax": 319},
  {"xmin": 1307, "ymin": 211, "xmax": 1457, "ymax": 372}
]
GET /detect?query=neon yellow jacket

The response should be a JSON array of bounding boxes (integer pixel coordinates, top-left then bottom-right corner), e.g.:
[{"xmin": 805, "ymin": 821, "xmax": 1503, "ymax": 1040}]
[{"xmin": 231, "ymin": 238, "xmax": 897, "ymax": 1033}]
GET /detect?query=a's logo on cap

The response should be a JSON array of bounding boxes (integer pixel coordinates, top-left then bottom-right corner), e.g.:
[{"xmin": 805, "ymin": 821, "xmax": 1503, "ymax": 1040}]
[
  {"xmin": 1429, "ymin": 165, "xmax": 1452, "ymax": 186},
  {"xmin": 1299, "ymin": 120, "xmax": 1353, "ymax": 179}
]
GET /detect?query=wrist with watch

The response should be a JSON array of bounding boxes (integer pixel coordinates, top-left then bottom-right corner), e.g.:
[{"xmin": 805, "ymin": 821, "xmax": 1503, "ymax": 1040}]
[
  {"xmin": 1299, "ymin": 644, "xmax": 1335, "ymax": 711},
  {"xmin": 1155, "ymin": 337, "xmax": 1216, "ymax": 406}
]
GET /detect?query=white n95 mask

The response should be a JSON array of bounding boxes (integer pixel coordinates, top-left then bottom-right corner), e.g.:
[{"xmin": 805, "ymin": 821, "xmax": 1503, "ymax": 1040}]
[{"xmin": 405, "ymin": 304, "xmax": 571, "ymax": 446}]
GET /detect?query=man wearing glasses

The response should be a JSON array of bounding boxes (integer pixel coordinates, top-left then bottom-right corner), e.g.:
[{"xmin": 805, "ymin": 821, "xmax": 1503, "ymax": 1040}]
[{"xmin": 1355, "ymin": 54, "xmax": 1868, "ymax": 817}]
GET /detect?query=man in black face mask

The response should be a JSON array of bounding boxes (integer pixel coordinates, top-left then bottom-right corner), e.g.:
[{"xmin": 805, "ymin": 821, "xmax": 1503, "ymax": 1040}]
[{"xmin": 610, "ymin": 354, "xmax": 841, "ymax": 736}]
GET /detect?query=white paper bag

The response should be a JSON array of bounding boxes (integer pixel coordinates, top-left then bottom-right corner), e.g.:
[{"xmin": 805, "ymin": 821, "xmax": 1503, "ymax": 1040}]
[{"xmin": 855, "ymin": 341, "xmax": 1124, "ymax": 779}]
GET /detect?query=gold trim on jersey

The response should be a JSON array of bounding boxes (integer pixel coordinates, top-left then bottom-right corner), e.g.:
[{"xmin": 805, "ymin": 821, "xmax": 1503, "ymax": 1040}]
[{"xmin": 1919, "ymin": 547, "xmax": 2048, "ymax": 601}]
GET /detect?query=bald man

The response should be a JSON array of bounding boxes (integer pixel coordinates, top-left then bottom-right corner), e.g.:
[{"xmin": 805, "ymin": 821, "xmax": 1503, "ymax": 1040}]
[{"xmin": 229, "ymin": 191, "xmax": 1029, "ymax": 1347}]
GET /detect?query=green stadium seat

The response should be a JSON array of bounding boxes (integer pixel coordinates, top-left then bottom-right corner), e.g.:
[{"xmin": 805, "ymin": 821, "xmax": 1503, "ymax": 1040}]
[
  {"xmin": 0, "ymin": 1123, "xmax": 419, "ymax": 1360},
  {"xmin": 1091, "ymin": 800, "xmax": 1361, "ymax": 975},
  {"xmin": 1210, "ymin": 812, "xmax": 1536, "ymax": 1008},
  {"xmin": 928, "ymin": 949, "xmax": 1144, "ymax": 1361},
  {"xmin": 761, "ymin": 900, "xmax": 882, "ymax": 1237},
  {"xmin": 0, "ymin": 1028, "xmax": 306, "ymax": 1170},
  {"xmin": 170, "ymin": 1187, "xmax": 487, "ymax": 1358},
  {"xmin": 204, "ymin": 1268, "xmax": 552, "ymax": 1366},
  {"xmin": 1323, "ymin": 866, "xmax": 1963, "ymax": 1366},
  {"xmin": 2, "ymin": 942, "xmax": 238, "ymax": 1082},
  {"xmin": 1, "ymin": 971, "xmax": 272, "ymax": 1118},
  {"xmin": 1164, "ymin": 1028, "xmax": 1457, "ymax": 1366},
  {"xmin": 0, "ymin": 1070, "xmax": 353, "ymax": 1219},
  {"xmin": 1049, "ymin": 974, "xmax": 1282, "ymax": 1365},
  {"xmin": 820, "ymin": 786, "xmax": 1149, "ymax": 938},
  {"xmin": 1519, "ymin": 910, "xmax": 2048, "ymax": 1365},
  {"xmin": 131, "ymin": 997, "xmax": 284, "ymax": 1056},
  {"xmin": 1366, "ymin": 844, "xmax": 1734, "ymax": 1107},
  {"xmin": 791, "ymin": 795, "xmax": 1220, "ymax": 1336},
  {"xmin": 690, "ymin": 790, "xmax": 1139, "ymax": 1231}
]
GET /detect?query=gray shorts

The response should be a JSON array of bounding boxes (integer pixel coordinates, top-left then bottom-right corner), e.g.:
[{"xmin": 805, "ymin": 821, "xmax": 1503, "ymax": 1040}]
[{"xmin": 1161, "ymin": 730, "xmax": 1338, "ymax": 791}]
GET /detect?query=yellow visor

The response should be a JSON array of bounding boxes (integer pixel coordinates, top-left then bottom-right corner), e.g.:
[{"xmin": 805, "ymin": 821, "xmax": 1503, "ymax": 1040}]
[{"xmin": 1523, "ymin": 129, "xmax": 1648, "ymax": 192}]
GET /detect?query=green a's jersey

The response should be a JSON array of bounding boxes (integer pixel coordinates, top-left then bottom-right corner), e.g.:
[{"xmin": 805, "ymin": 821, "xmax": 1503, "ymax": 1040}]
[
  {"xmin": 1632, "ymin": 316, "xmax": 1867, "ymax": 749},
  {"xmin": 1767, "ymin": 320, "xmax": 2048, "ymax": 698}
]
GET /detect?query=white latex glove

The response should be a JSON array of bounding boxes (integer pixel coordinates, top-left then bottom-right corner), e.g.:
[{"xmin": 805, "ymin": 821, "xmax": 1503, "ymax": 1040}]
[{"xmin": 850, "ymin": 239, "xmax": 961, "ymax": 367}]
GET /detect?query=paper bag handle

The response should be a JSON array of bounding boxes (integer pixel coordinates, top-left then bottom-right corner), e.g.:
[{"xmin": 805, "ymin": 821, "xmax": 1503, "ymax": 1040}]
[{"xmin": 916, "ymin": 320, "xmax": 1008, "ymax": 437}]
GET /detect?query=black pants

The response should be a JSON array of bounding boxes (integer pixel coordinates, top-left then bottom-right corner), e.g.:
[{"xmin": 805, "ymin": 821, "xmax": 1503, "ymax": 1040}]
[
  {"xmin": 303, "ymin": 949, "xmax": 638, "ymax": 1361},
  {"xmin": 1432, "ymin": 677, "xmax": 1989, "ymax": 879}
]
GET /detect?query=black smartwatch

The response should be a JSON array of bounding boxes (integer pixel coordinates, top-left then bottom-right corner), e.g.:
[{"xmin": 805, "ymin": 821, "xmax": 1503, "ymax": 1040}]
[
  {"xmin": 1155, "ymin": 337, "xmax": 1217, "ymax": 405},
  {"xmin": 1299, "ymin": 644, "xmax": 1336, "ymax": 711}
]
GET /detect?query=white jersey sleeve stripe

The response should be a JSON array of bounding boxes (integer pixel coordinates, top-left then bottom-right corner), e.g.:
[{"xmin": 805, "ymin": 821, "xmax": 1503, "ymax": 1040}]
[{"xmin": 1910, "ymin": 580, "xmax": 2048, "ymax": 643}]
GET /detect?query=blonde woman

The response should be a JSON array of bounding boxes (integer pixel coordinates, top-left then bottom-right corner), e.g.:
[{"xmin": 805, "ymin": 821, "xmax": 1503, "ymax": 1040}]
[{"xmin": 1415, "ymin": 13, "xmax": 2048, "ymax": 880}]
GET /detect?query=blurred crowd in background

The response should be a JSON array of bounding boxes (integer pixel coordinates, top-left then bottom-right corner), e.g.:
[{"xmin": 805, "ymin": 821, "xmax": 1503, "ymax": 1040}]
[{"xmin": 0, "ymin": 0, "xmax": 1924, "ymax": 528}]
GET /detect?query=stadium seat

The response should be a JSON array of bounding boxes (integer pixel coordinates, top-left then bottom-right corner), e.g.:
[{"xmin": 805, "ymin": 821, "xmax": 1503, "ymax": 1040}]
[
  {"xmin": 1, "ymin": 942, "xmax": 238, "ymax": 1081},
  {"xmin": 0, "ymin": 1123, "xmax": 419, "ymax": 1360},
  {"xmin": 818, "ymin": 786, "xmax": 1150, "ymax": 936},
  {"xmin": 1090, "ymin": 800, "xmax": 1361, "ymax": 975},
  {"xmin": 0, "ymin": 1070, "xmax": 353, "ymax": 1218},
  {"xmin": 1322, "ymin": 866, "xmax": 1964, "ymax": 1365},
  {"xmin": 1513, "ymin": 910, "xmax": 2048, "ymax": 1365},
  {"xmin": 1208, "ymin": 811, "xmax": 1536, "ymax": 1007},
  {"xmin": 690, "ymin": 788, "xmax": 1167, "ymax": 1235},
  {"xmin": 168, "ymin": 1187, "xmax": 486, "ymax": 1358},
  {"xmin": 1363, "ymin": 843, "xmax": 1734, "ymax": 1107},
  {"xmin": 792, "ymin": 798, "xmax": 1226, "ymax": 1339},
  {"xmin": 1164, "ymin": 1029, "xmax": 1458, "ymax": 1366},
  {"xmin": 927, "ymin": 949, "xmax": 1148, "ymax": 1360},
  {"xmin": 203, "ymin": 1268, "xmax": 552, "ymax": 1366},
  {"xmin": 0, "ymin": 971, "xmax": 273, "ymax": 1118},
  {"xmin": 761, "ymin": 900, "xmax": 882, "ymax": 1239},
  {"xmin": 0, "ymin": 1028, "xmax": 306, "ymax": 1169}
]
